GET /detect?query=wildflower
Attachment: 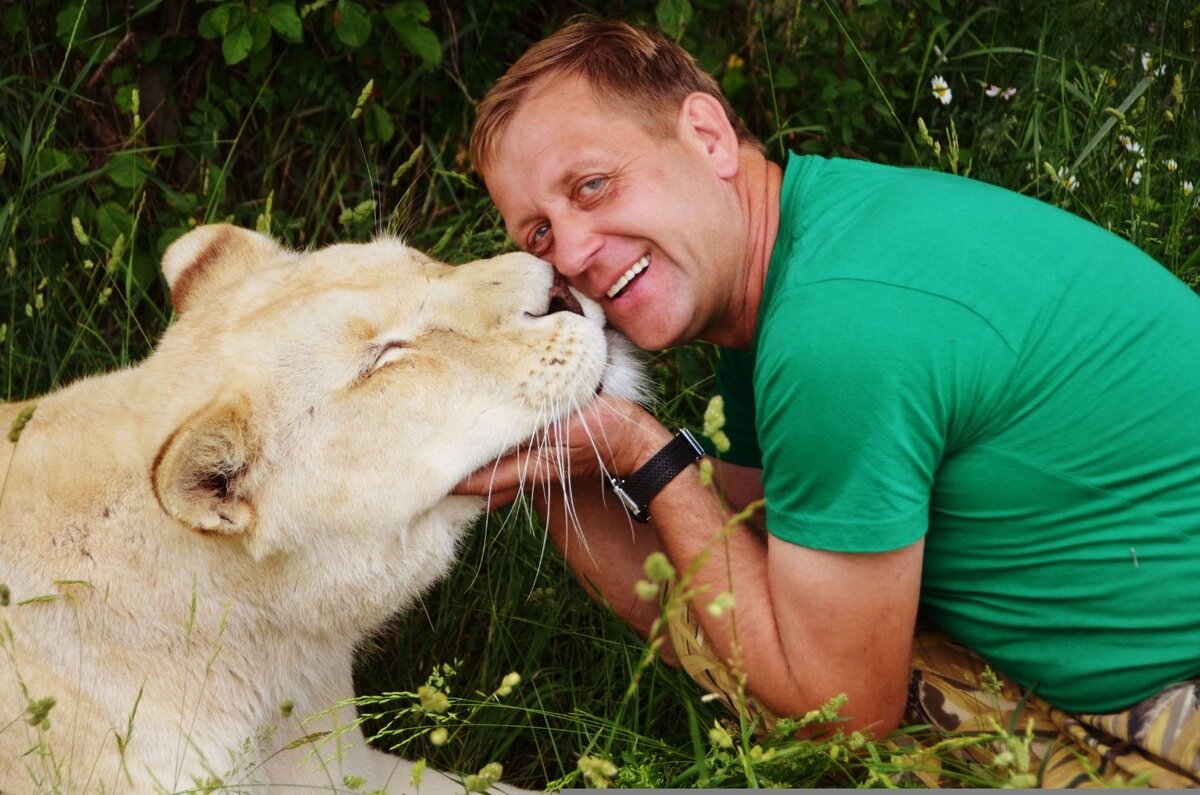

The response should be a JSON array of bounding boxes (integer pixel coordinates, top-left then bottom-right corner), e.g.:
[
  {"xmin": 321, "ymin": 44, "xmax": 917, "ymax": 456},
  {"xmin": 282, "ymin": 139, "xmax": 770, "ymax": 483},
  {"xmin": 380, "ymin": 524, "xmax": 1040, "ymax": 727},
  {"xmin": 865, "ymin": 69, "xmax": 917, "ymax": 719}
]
[
  {"xmin": 410, "ymin": 758, "xmax": 427, "ymax": 787},
  {"xmin": 984, "ymin": 84, "xmax": 1017, "ymax": 101},
  {"xmin": 1141, "ymin": 50, "xmax": 1153, "ymax": 71},
  {"xmin": 633, "ymin": 579, "xmax": 660, "ymax": 600},
  {"xmin": 1128, "ymin": 168, "xmax": 1143, "ymax": 187},
  {"xmin": 1183, "ymin": 180, "xmax": 1194, "ymax": 197},
  {"xmin": 1002, "ymin": 86, "xmax": 1018, "ymax": 100},
  {"xmin": 1056, "ymin": 166, "xmax": 1078, "ymax": 193},
  {"xmin": 71, "ymin": 216, "xmax": 89, "ymax": 246},
  {"xmin": 1164, "ymin": 158, "xmax": 1178, "ymax": 172},
  {"xmin": 930, "ymin": 75, "xmax": 952, "ymax": 105},
  {"xmin": 429, "ymin": 727, "xmax": 448, "ymax": 746},
  {"xmin": 708, "ymin": 721, "xmax": 734, "ymax": 749},
  {"xmin": 464, "ymin": 762, "xmax": 503, "ymax": 793},
  {"xmin": 642, "ymin": 551, "xmax": 676, "ymax": 582},
  {"xmin": 496, "ymin": 671, "xmax": 521, "ymax": 697},
  {"xmin": 26, "ymin": 696, "xmax": 55, "ymax": 729},
  {"xmin": 417, "ymin": 685, "xmax": 449, "ymax": 714},
  {"xmin": 578, "ymin": 755, "xmax": 618, "ymax": 788},
  {"xmin": 985, "ymin": 84, "xmax": 1001, "ymax": 97},
  {"xmin": 706, "ymin": 591, "xmax": 736, "ymax": 618},
  {"xmin": 703, "ymin": 395, "xmax": 730, "ymax": 453},
  {"xmin": 725, "ymin": 53, "xmax": 745, "ymax": 71}
]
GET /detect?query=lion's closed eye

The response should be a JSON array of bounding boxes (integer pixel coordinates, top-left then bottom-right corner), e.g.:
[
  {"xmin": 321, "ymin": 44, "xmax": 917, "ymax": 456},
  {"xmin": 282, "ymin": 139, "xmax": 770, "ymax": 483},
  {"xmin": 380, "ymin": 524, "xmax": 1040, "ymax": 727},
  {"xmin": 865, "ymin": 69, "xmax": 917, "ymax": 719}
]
[
  {"xmin": 356, "ymin": 340, "xmax": 411, "ymax": 380},
  {"xmin": 372, "ymin": 340, "xmax": 410, "ymax": 369}
]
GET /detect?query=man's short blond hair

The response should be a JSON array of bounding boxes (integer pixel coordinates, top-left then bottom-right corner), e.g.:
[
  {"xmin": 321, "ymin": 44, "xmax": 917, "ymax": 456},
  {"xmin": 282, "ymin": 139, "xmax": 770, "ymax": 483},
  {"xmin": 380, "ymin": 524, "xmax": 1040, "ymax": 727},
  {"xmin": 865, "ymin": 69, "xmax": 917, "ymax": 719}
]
[{"xmin": 470, "ymin": 17, "xmax": 762, "ymax": 176}]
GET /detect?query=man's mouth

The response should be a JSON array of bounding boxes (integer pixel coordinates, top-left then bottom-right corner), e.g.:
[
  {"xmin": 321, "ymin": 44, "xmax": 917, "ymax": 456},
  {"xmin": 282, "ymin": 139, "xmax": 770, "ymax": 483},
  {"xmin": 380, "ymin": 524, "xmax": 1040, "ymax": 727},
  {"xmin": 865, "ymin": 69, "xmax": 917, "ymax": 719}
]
[{"xmin": 605, "ymin": 253, "xmax": 650, "ymax": 299}]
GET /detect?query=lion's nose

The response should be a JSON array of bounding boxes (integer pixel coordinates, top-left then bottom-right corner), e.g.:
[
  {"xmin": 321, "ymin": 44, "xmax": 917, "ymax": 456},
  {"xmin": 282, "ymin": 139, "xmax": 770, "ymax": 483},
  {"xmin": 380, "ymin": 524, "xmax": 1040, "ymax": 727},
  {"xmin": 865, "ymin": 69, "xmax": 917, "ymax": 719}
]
[{"xmin": 546, "ymin": 271, "xmax": 584, "ymax": 316}]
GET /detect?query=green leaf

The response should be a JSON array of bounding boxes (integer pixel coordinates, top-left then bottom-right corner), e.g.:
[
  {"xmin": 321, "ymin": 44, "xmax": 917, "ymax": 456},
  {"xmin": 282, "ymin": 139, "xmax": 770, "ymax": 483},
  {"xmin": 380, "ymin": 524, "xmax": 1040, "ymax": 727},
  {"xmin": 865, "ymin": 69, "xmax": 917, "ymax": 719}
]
[
  {"xmin": 223, "ymin": 21, "xmax": 254, "ymax": 64},
  {"xmin": 655, "ymin": 0, "xmax": 693, "ymax": 39},
  {"xmin": 107, "ymin": 153, "xmax": 150, "ymax": 189},
  {"xmin": 400, "ymin": 0, "xmax": 431, "ymax": 22},
  {"xmin": 3, "ymin": 4, "xmax": 27, "ymax": 37},
  {"xmin": 266, "ymin": 3, "xmax": 302, "ymax": 43},
  {"xmin": 198, "ymin": 5, "xmax": 231, "ymax": 38},
  {"xmin": 249, "ymin": 12, "xmax": 272, "ymax": 52},
  {"xmin": 396, "ymin": 22, "xmax": 441, "ymax": 69},
  {"xmin": 334, "ymin": 1, "xmax": 371, "ymax": 48},
  {"xmin": 365, "ymin": 104, "xmax": 395, "ymax": 144},
  {"xmin": 95, "ymin": 202, "xmax": 133, "ymax": 246}
]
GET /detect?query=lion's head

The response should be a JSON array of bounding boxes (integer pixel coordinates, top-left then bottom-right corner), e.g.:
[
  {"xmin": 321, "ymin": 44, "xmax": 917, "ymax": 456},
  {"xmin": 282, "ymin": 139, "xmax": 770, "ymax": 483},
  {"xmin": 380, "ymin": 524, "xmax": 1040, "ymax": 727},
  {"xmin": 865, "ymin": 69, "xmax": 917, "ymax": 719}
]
[{"xmin": 145, "ymin": 224, "xmax": 643, "ymax": 625}]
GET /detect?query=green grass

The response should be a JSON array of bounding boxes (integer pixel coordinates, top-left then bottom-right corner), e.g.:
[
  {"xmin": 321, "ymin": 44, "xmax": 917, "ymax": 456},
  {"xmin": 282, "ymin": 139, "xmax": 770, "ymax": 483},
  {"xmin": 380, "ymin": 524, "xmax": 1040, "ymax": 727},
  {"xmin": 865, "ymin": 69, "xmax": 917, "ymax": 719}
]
[{"xmin": 2, "ymin": 0, "xmax": 1198, "ymax": 790}]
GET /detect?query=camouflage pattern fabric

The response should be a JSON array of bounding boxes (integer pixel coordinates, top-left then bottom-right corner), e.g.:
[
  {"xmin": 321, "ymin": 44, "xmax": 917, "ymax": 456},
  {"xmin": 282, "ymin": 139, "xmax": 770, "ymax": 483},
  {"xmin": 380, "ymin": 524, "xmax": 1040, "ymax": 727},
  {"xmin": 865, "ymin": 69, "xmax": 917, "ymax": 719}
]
[{"xmin": 666, "ymin": 598, "xmax": 1200, "ymax": 787}]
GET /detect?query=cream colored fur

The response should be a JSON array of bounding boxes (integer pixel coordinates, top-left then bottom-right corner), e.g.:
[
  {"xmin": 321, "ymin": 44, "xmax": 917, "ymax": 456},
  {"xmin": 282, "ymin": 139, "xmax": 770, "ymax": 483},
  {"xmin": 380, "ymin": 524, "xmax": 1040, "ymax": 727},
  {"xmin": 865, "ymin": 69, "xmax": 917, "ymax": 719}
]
[{"xmin": 0, "ymin": 225, "xmax": 642, "ymax": 793}]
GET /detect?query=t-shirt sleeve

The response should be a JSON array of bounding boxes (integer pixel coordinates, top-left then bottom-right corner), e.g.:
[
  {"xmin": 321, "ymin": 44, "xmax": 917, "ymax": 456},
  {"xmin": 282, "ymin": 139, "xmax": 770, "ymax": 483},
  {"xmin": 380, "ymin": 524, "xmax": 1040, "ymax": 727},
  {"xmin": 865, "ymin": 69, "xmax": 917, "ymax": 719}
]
[{"xmin": 755, "ymin": 279, "xmax": 1013, "ymax": 553}]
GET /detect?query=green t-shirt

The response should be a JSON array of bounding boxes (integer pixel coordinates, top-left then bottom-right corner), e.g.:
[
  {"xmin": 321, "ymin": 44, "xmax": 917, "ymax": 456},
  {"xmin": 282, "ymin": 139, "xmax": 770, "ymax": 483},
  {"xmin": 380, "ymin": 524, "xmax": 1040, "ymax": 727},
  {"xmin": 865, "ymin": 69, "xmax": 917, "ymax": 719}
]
[{"xmin": 715, "ymin": 154, "xmax": 1200, "ymax": 712}]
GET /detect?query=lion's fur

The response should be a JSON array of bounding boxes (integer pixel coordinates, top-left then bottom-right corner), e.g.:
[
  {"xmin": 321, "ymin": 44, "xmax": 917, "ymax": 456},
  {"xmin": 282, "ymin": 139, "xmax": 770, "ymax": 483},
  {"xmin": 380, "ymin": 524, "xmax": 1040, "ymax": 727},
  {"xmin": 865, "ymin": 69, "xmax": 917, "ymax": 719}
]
[{"xmin": 0, "ymin": 225, "xmax": 641, "ymax": 793}]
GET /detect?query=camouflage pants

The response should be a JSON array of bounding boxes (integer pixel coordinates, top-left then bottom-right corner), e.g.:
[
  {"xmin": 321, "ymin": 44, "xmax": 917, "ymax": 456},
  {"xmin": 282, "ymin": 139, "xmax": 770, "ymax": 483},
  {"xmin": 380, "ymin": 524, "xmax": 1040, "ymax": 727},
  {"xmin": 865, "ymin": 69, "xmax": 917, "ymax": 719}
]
[{"xmin": 667, "ymin": 603, "xmax": 1200, "ymax": 787}]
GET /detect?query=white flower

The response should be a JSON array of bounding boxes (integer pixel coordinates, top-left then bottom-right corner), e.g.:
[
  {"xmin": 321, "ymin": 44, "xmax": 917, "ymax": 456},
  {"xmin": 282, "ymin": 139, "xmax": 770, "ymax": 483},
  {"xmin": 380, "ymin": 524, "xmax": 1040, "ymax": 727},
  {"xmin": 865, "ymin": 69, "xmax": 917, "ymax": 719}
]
[
  {"xmin": 1128, "ymin": 169, "xmax": 1143, "ymax": 186},
  {"xmin": 1057, "ymin": 166, "xmax": 1079, "ymax": 193},
  {"xmin": 984, "ymin": 84, "xmax": 1017, "ymax": 101},
  {"xmin": 1142, "ymin": 51, "xmax": 1167, "ymax": 77},
  {"xmin": 1121, "ymin": 137, "xmax": 1143, "ymax": 155},
  {"xmin": 930, "ymin": 75, "xmax": 953, "ymax": 105},
  {"xmin": 985, "ymin": 84, "xmax": 1001, "ymax": 97},
  {"xmin": 1002, "ymin": 86, "xmax": 1018, "ymax": 101},
  {"xmin": 1184, "ymin": 180, "xmax": 1195, "ymax": 197},
  {"xmin": 1163, "ymin": 158, "xmax": 1178, "ymax": 172}
]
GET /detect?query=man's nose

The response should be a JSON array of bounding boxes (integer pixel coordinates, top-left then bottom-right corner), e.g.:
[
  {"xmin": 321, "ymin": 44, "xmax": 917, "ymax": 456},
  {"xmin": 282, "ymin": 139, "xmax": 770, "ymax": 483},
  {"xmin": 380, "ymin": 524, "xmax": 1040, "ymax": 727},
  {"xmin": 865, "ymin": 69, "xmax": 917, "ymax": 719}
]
[{"xmin": 551, "ymin": 215, "xmax": 602, "ymax": 280}]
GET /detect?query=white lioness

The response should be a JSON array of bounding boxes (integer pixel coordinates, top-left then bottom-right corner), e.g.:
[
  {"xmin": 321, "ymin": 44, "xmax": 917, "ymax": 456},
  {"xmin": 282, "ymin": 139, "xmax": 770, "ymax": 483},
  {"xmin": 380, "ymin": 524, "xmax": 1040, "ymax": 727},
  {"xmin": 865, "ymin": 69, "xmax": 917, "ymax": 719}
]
[{"xmin": 0, "ymin": 224, "xmax": 642, "ymax": 793}]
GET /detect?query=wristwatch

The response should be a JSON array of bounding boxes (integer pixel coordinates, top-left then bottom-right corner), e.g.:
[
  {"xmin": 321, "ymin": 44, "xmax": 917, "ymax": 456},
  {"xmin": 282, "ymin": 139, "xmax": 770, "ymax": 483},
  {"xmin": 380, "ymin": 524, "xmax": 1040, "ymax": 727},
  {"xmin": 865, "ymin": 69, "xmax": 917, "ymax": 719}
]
[{"xmin": 605, "ymin": 428, "xmax": 706, "ymax": 523}]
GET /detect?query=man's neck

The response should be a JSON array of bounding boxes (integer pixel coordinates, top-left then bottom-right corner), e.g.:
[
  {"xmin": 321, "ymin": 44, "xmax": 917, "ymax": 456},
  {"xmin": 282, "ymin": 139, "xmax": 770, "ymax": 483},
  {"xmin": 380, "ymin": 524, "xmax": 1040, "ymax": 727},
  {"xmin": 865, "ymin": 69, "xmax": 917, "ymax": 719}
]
[{"xmin": 707, "ymin": 147, "xmax": 783, "ymax": 349}]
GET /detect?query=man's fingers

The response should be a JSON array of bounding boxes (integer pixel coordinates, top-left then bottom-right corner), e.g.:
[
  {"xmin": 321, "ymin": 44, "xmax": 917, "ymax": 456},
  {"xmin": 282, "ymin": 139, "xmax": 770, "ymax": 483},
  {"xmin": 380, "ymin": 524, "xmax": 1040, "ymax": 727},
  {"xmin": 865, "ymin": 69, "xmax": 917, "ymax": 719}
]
[
  {"xmin": 452, "ymin": 448, "xmax": 562, "ymax": 496},
  {"xmin": 481, "ymin": 486, "xmax": 521, "ymax": 510}
]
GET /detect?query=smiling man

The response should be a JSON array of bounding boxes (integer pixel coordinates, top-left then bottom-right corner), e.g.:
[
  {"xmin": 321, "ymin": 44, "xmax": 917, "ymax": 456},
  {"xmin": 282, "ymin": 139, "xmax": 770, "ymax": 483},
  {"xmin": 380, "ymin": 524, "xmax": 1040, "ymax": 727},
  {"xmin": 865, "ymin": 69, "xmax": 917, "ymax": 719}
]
[{"xmin": 459, "ymin": 17, "xmax": 1200, "ymax": 786}]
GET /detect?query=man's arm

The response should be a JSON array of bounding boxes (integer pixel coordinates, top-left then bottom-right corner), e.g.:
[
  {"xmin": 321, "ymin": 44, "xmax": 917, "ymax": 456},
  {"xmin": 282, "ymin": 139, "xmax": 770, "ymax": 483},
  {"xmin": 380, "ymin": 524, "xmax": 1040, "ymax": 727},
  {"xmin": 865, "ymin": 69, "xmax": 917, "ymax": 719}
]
[
  {"xmin": 457, "ymin": 397, "xmax": 922, "ymax": 734},
  {"xmin": 643, "ymin": 442, "xmax": 922, "ymax": 734}
]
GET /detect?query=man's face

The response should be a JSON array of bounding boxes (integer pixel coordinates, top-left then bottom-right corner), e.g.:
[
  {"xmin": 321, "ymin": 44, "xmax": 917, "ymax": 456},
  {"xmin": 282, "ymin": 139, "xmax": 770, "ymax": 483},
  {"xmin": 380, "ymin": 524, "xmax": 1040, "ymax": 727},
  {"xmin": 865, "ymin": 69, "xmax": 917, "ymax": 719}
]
[{"xmin": 483, "ymin": 76, "xmax": 743, "ymax": 351}]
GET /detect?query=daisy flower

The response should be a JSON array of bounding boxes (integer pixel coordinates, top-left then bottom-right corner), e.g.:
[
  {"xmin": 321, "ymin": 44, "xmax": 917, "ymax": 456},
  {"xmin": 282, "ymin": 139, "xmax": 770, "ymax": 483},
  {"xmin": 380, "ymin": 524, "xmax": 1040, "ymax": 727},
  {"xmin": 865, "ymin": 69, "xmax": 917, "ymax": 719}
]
[
  {"xmin": 930, "ymin": 75, "xmax": 952, "ymax": 105},
  {"xmin": 1057, "ymin": 166, "xmax": 1078, "ymax": 193}
]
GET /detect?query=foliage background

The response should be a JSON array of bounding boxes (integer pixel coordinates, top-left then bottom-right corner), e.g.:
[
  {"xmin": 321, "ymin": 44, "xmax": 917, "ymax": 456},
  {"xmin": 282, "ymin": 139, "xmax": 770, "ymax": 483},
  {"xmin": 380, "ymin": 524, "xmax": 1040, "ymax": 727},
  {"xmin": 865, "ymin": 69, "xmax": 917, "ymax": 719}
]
[{"xmin": 2, "ymin": 0, "xmax": 1198, "ymax": 788}]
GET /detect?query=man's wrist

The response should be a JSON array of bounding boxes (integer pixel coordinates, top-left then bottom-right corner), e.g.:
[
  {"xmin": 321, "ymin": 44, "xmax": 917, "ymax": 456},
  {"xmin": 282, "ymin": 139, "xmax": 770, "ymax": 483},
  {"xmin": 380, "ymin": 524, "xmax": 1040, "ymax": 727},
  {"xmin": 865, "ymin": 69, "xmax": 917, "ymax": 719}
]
[{"xmin": 607, "ymin": 428, "xmax": 706, "ymax": 523}]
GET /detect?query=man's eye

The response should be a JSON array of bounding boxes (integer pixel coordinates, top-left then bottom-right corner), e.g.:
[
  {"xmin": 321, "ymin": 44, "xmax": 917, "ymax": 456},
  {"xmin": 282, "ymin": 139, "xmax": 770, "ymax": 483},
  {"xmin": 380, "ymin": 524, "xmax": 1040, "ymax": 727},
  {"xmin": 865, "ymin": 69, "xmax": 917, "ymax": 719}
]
[
  {"xmin": 579, "ymin": 177, "xmax": 604, "ymax": 196},
  {"xmin": 529, "ymin": 223, "xmax": 551, "ymax": 252}
]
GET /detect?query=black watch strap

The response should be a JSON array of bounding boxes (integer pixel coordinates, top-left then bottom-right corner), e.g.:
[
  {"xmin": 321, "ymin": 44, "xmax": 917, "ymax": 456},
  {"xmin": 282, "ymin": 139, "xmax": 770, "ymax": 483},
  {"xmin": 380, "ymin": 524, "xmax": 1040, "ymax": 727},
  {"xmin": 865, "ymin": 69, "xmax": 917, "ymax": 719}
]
[{"xmin": 606, "ymin": 428, "xmax": 705, "ymax": 523}]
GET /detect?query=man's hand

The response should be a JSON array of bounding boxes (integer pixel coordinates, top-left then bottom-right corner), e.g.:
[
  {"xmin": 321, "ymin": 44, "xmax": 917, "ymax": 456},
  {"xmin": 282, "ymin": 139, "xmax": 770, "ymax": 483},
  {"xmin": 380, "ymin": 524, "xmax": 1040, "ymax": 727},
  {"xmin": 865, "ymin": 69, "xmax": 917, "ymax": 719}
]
[{"xmin": 453, "ymin": 393, "xmax": 672, "ymax": 509}]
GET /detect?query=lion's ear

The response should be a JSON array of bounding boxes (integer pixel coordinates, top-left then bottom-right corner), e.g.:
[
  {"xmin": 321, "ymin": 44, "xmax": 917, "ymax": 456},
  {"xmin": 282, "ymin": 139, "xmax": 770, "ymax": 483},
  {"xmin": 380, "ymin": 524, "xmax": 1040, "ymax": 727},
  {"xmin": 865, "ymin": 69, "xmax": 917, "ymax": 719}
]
[
  {"xmin": 153, "ymin": 396, "xmax": 260, "ymax": 536},
  {"xmin": 161, "ymin": 224, "xmax": 283, "ymax": 314}
]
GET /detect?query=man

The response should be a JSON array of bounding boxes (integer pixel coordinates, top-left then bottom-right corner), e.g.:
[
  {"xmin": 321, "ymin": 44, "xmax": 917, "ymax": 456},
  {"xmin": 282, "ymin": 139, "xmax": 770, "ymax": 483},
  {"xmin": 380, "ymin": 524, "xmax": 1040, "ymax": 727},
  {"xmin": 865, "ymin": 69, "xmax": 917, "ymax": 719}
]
[{"xmin": 459, "ymin": 17, "xmax": 1200, "ymax": 785}]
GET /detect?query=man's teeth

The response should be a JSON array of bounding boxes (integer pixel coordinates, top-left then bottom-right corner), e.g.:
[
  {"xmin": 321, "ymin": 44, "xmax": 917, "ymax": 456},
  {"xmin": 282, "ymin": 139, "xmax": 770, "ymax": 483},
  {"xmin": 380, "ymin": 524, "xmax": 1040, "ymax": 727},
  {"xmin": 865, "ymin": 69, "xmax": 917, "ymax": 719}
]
[{"xmin": 606, "ymin": 254, "xmax": 650, "ymax": 299}]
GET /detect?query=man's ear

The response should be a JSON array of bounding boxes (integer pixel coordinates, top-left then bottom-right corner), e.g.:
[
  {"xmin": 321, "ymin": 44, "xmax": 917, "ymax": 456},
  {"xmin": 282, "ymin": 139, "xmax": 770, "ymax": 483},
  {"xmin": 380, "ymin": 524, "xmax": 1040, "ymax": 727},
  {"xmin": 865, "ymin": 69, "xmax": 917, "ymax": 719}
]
[
  {"xmin": 678, "ymin": 92, "xmax": 742, "ymax": 179},
  {"xmin": 152, "ymin": 395, "xmax": 260, "ymax": 536},
  {"xmin": 161, "ymin": 224, "xmax": 284, "ymax": 314}
]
